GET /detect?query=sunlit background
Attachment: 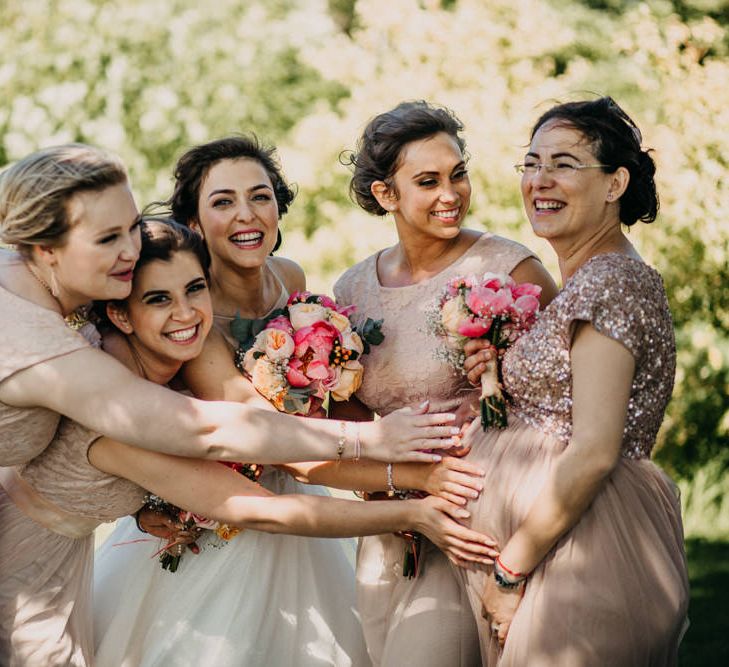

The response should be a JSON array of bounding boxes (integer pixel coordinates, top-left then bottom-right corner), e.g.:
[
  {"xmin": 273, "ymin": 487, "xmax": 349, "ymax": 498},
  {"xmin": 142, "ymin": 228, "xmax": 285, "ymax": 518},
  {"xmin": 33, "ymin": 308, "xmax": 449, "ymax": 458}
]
[{"xmin": 2, "ymin": 1, "xmax": 727, "ymax": 662}]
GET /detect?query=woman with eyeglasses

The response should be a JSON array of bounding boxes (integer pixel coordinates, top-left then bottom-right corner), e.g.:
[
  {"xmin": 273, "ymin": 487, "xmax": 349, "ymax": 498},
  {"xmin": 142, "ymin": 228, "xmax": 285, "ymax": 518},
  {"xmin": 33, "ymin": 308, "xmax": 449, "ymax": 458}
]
[
  {"xmin": 458, "ymin": 97, "xmax": 689, "ymax": 665},
  {"xmin": 331, "ymin": 101, "xmax": 558, "ymax": 667}
]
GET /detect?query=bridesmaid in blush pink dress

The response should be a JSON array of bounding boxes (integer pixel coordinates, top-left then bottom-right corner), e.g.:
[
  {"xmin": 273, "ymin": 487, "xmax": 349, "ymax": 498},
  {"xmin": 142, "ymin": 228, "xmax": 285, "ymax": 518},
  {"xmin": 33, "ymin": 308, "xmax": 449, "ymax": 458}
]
[
  {"xmin": 333, "ymin": 101, "xmax": 558, "ymax": 667},
  {"xmin": 458, "ymin": 97, "xmax": 689, "ymax": 666}
]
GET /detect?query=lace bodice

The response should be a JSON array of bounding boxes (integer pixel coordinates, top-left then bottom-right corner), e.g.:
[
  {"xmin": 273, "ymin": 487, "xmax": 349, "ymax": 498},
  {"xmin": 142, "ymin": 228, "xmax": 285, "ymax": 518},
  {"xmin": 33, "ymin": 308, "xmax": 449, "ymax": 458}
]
[
  {"xmin": 334, "ymin": 233, "xmax": 535, "ymax": 415},
  {"xmin": 0, "ymin": 282, "xmax": 90, "ymax": 466},
  {"xmin": 503, "ymin": 253, "xmax": 676, "ymax": 459},
  {"xmin": 14, "ymin": 320, "xmax": 146, "ymax": 521}
]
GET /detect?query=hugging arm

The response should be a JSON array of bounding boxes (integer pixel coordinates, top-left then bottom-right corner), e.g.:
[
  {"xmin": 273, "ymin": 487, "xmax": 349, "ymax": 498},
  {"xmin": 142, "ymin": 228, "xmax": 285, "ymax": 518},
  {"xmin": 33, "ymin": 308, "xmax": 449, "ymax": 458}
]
[
  {"xmin": 2, "ymin": 347, "xmax": 457, "ymax": 463},
  {"xmin": 89, "ymin": 438, "xmax": 493, "ymax": 562}
]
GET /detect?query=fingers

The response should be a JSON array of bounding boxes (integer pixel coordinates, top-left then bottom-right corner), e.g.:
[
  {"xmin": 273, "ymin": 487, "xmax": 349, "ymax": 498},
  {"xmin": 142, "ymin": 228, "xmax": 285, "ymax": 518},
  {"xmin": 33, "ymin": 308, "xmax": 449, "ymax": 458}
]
[
  {"xmin": 413, "ymin": 411, "xmax": 457, "ymax": 426},
  {"xmin": 497, "ymin": 622, "xmax": 510, "ymax": 647},
  {"xmin": 444, "ymin": 456, "xmax": 486, "ymax": 477},
  {"xmin": 463, "ymin": 338, "xmax": 493, "ymax": 356}
]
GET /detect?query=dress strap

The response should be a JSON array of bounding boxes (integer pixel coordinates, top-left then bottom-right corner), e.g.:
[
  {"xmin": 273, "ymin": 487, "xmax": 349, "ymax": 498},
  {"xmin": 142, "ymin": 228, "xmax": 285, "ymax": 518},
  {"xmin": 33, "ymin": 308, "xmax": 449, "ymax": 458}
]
[{"xmin": 0, "ymin": 466, "xmax": 100, "ymax": 538}]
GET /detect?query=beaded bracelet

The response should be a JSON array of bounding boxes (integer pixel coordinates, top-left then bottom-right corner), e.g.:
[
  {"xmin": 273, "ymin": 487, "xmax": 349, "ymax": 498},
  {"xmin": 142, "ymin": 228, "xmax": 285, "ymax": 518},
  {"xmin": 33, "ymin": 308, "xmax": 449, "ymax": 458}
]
[
  {"xmin": 386, "ymin": 462, "xmax": 397, "ymax": 497},
  {"xmin": 353, "ymin": 423, "xmax": 361, "ymax": 461}
]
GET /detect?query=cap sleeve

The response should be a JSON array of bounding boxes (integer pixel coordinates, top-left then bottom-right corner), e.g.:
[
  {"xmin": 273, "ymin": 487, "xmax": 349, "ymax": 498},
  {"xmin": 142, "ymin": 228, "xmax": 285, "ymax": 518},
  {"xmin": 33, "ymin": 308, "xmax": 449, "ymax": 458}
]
[
  {"xmin": 0, "ymin": 288, "xmax": 90, "ymax": 383},
  {"xmin": 559, "ymin": 255, "xmax": 661, "ymax": 362}
]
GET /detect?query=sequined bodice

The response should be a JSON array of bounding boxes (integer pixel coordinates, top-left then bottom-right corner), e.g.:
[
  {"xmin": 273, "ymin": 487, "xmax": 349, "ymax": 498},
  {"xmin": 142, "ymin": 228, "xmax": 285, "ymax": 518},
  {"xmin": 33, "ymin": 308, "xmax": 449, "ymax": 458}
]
[
  {"xmin": 504, "ymin": 253, "xmax": 675, "ymax": 459},
  {"xmin": 334, "ymin": 233, "xmax": 534, "ymax": 416}
]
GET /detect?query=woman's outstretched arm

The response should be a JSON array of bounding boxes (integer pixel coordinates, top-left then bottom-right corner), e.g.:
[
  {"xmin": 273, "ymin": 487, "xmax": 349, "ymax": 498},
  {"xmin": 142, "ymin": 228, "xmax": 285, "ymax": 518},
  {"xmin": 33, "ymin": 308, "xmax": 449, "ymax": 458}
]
[
  {"xmin": 89, "ymin": 438, "xmax": 496, "ymax": 565},
  {"xmin": 1, "ymin": 347, "xmax": 458, "ymax": 463}
]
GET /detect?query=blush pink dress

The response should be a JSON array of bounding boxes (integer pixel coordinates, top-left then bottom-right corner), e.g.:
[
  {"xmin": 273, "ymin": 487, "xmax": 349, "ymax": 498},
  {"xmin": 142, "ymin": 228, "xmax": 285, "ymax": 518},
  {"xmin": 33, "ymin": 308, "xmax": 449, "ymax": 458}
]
[
  {"xmin": 459, "ymin": 254, "xmax": 689, "ymax": 666},
  {"xmin": 0, "ymin": 284, "xmax": 145, "ymax": 666},
  {"xmin": 334, "ymin": 232, "xmax": 536, "ymax": 667}
]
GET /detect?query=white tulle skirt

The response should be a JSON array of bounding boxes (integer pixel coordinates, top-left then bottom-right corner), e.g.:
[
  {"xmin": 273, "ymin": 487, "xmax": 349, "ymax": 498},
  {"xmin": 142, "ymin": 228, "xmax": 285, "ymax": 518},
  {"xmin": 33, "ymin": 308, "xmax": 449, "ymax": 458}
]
[{"xmin": 93, "ymin": 469, "xmax": 370, "ymax": 667}]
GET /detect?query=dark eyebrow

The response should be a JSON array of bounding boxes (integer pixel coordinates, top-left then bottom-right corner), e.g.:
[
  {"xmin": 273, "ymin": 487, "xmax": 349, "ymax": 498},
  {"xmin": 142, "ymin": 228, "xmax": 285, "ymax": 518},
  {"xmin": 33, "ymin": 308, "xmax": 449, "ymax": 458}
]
[
  {"xmin": 411, "ymin": 162, "xmax": 465, "ymax": 180},
  {"xmin": 186, "ymin": 277, "xmax": 206, "ymax": 288},
  {"xmin": 525, "ymin": 151, "xmax": 580, "ymax": 160},
  {"xmin": 141, "ymin": 289, "xmax": 168, "ymax": 299},
  {"xmin": 208, "ymin": 184, "xmax": 273, "ymax": 200}
]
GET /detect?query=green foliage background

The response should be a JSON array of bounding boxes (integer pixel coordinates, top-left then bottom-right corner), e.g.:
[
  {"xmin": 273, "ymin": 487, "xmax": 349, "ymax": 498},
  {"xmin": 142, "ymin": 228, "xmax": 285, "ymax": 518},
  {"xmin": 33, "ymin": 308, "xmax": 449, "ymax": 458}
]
[{"xmin": 1, "ymin": 0, "xmax": 727, "ymax": 534}]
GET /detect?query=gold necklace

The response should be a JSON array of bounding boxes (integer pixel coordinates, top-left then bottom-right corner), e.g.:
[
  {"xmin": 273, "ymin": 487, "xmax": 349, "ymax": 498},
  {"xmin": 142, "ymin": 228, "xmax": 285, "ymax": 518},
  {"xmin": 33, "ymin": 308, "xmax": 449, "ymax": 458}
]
[{"xmin": 25, "ymin": 262, "xmax": 90, "ymax": 331}]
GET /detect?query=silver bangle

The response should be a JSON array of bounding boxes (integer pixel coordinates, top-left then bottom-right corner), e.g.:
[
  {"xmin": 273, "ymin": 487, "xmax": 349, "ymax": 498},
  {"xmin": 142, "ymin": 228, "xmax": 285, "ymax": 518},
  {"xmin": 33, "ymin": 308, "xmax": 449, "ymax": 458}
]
[{"xmin": 336, "ymin": 421, "xmax": 347, "ymax": 460}]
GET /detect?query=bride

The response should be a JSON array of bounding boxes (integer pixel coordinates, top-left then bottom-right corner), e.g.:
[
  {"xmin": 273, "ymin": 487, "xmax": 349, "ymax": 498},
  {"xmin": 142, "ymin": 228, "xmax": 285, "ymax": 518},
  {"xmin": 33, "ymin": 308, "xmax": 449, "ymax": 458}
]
[{"xmin": 94, "ymin": 138, "xmax": 490, "ymax": 666}]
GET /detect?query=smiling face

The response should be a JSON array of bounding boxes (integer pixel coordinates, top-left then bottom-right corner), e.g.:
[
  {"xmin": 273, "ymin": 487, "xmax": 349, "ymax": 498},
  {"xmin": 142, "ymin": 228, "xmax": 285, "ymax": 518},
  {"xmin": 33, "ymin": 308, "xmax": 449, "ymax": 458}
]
[
  {"xmin": 382, "ymin": 132, "xmax": 471, "ymax": 242},
  {"xmin": 50, "ymin": 182, "xmax": 141, "ymax": 306},
  {"xmin": 520, "ymin": 121, "xmax": 619, "ymax": 246},
  {"xmin": 119, "ymin": 251, "xmax": 213, "ymax": 366},
  {"xmin": 193, "ymin": 158, "xmax": 279, "ymax": 271}
]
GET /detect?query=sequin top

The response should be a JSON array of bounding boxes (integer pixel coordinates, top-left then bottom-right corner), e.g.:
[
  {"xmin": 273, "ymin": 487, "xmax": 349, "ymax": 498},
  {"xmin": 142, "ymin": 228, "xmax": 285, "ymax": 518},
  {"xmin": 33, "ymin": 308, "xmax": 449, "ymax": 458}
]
[
  {"xmin": 334, "ymin": 233, "xmax": 535, "ymax": 415},
  {"xmin": 504, "ymin": 253, "xmax": 675, "ymax": 459}
]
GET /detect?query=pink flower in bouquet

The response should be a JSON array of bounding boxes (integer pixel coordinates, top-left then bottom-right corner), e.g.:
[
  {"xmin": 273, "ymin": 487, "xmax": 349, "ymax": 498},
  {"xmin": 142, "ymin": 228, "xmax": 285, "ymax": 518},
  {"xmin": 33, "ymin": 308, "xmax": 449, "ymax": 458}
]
[
  {"xmin": 294, "ymin": 320, "xmax": 340, "ymax": 359},
  {"xmin": 511, "ymin": 282, "xmax": 542, "ymax": 299},
  {"xmin": 331, "ymin": 359, "xmax": 364, "ymax": 401},
  {"xmin": 289, "ymin": 302, "xmax": 329, "ymax": 330},
  {"xmin": 457, "ymin": 316, "xmax": 492, "ymax": 338},
  {"xmin": 265, "ymin": 315, "xmax": 295, "ymax": 335},
  {"xmin": 466, "ymin": 284, "xmax": 514, "ymax": 317},
  {"xmin": 286, "ymin": 358, "xmax": 311, "ymax": 387},
  {"xmin": 512, "ymin": 294, "xmax": 540, "ymax": 323}
]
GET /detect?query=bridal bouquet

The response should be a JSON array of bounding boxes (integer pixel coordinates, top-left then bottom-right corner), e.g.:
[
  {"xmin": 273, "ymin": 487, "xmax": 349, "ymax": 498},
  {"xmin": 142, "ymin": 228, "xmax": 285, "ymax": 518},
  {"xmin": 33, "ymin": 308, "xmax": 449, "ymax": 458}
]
[
  {"xmin": 144, "ymin": 462, "xmax": 262, "ymax": 572},
  {"xmin": 232, "ymin": 291, "xmax": 383, "ymax": 415},
  {"xmin": 429, "ymin": 273, "xmax": 541, "ymax": 430}
]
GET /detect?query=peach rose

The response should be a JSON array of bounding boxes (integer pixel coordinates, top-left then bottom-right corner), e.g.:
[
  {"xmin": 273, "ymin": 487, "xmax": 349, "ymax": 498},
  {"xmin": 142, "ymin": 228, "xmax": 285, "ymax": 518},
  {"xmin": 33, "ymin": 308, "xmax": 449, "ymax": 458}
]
[
  {"xmin": 328, "ymin": 310, "xmax": 351, "ymax": 332},
  {"xmin": 441, "ymin": 294, "xmax": 469, "ymax": 335},
  {"xmin": 341, "ymin": 328, "xmax": 365, "ymax": 355},
  {"xmin": 330, "ymin": 359, "xmax": 364, "ymax": 402},
  {"xmin": 251, "ymin": 358, "xmax": 286, "ymax": 401},
  {"xmin": 259, "ymin": 328, "xmax": 295, "ymax": 361}
]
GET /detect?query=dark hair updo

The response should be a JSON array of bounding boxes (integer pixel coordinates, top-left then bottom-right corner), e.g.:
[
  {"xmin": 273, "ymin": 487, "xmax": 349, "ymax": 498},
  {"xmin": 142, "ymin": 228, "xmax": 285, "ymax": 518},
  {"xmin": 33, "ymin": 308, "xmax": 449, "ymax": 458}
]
[
  {"xmin": 167, "ymin": 135, "xmax": 296, "ymax": 253},
  {"xmin": 346, "ymin": 100, "xmax": 466, "ymax": 216},
  {"xmin": 93, "ymin": 217, "xmax": 210, "ymax": 329},
  {"xmin": 531, "ymin": 96, "xmax": 658, "ymax": 226}
]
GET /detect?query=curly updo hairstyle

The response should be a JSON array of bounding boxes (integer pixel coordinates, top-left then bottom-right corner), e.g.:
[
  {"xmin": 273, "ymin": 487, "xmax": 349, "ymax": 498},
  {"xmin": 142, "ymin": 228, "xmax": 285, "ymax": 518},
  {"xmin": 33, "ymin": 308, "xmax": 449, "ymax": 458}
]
[
  {"xmin": 347, "ymin": 100, "xmax": 466, "ymax": 216},
  {"xmin": 167, "ymin": 135, "xmax": 296, "ymax": 253},
  {"xmin": 531, "ymin": 97, "xmax": 658, "ymax": 226}
]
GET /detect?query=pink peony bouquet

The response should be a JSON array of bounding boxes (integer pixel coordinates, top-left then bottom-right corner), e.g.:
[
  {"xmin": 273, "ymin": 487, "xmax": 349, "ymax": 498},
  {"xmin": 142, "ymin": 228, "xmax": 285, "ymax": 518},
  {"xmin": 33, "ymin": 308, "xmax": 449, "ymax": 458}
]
[
  {"xmin": 232, "ymin": 291, "xmax": 383, "ymax": 415},
  {"xmin": 429, "ymin": 272, "xmax": 541, "ymax": 430}
]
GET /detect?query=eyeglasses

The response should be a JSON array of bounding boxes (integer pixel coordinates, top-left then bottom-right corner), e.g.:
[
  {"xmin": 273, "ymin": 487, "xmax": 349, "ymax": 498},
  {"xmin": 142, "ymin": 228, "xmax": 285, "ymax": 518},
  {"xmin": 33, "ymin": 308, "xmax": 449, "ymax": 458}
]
[{"xmin": 514, "ymin": 162, "xmax": 609, "ymax": 176}]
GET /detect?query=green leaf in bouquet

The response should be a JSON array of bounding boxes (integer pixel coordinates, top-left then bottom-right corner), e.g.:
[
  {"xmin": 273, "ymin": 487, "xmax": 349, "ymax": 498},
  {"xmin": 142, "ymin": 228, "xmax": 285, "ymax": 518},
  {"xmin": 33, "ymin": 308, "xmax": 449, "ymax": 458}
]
[{"xmin": 358, "ymin": 317, "xmax": 385, "ymax": 354}]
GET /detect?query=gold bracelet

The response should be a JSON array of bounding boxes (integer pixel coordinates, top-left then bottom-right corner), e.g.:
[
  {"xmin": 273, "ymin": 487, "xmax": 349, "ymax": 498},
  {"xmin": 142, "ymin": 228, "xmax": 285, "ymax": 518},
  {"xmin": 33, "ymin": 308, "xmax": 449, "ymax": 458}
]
[{"xmin": 337, "ymin": 421, "xmax": 347, "ymax": 460}]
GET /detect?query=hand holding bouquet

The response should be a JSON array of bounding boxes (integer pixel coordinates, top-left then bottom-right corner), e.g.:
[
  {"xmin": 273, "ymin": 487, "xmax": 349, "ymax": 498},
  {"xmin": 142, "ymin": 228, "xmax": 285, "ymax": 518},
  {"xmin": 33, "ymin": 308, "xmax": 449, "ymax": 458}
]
[
  {"xmin": 430, "ymin": 273, "xmax": 541, "ymax": 430},
  {"xmin": 232, "ymin": 291, "xmax": 383, "ymax": 415}
]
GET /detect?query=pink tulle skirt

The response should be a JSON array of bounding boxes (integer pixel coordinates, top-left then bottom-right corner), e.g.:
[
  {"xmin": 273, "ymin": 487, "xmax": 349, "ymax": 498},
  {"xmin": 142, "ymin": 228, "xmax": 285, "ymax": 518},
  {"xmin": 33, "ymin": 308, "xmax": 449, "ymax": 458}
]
[{"xmin": 458, "ymin": 416, "xmax": 689, "ymax": 666}]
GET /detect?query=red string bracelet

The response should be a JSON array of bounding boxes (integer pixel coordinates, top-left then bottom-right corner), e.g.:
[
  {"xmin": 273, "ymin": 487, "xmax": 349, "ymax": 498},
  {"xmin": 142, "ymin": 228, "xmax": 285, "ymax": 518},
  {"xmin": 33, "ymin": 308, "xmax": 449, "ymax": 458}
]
[{"xmin": 496, "ymin": 555, "xmax": 527, "ymax": 579}]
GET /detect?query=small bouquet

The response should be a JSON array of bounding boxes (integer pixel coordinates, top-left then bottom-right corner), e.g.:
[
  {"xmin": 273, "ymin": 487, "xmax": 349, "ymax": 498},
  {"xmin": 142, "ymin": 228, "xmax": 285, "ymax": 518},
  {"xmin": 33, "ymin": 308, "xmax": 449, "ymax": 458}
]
[
  {"xmin": 231, "ymin": 291, "xmax": 383, "ymax": 415},
  {"xmin": 143, "ymin": 462, "xmax": 262, "ymax": 572},
  {"xmin": 429, "ymin": 272, "xmax": 541, "ymax": 430}
]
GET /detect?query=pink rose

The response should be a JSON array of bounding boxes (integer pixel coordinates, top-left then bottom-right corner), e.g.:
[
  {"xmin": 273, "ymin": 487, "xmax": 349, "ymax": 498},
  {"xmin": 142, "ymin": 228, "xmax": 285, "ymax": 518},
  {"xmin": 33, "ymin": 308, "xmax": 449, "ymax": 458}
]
[
  {"xmin": 479, "ymin": 272, "xmax": 512, "ymax": 291},
  {"xmin": 265, "ymin": 315, "xmax": 294, "ymax": 335},
  {"xmin": 512, "ymin": 294, "xmax": 540, "ymax": 321},
  {"xmin": 286, "ymin": 358, "xmax": 311, "ymax": 387},
  {"xmin": 466, "ymin": 285, "xmax": 514, "ymax": 317},
  {"xmin": 457, "ymin": 316, "xmax": 492, "ymax": 338},
  {"xmin": 511, "ymin": 282, "xmax": 542, "ymax": 300},
  {"xmin": 294, "ymin": 321, "xmax": 340, "ymax": 359}
]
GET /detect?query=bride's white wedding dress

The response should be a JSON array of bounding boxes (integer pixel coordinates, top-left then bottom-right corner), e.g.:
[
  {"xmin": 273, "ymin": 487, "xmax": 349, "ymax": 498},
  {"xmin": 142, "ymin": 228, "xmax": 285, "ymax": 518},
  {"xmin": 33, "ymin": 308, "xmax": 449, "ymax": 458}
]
[{"xmin": 93, "ymin": 467, "xmax": 370, "ymax": 667}]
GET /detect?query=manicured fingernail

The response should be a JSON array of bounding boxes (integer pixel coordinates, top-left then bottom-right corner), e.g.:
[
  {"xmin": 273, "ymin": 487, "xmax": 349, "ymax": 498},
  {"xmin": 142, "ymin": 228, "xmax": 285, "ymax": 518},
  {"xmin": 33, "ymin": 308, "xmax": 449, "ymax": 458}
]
[
  {"xmin": 471, "ymin": 491, "xmax": 479, "ymax": 498},
  {"xmin": 431, "ymin": 455, "xmax": 442, "ymax": 462},
  {"xmin": 451, "ymin": 427, "xmax": 461, "ymax": 435},
  {"xmin": 458, "ymin": 510, "xmax": 470, "ymax": 518}
]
